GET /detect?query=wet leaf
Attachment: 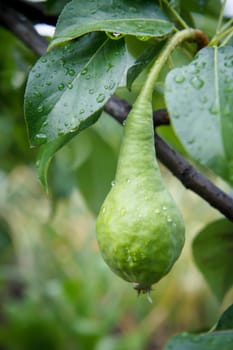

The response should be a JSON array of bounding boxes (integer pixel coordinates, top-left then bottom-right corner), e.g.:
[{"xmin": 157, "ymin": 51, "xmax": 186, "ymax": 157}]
[
  {"xmin": 49, "ymin": 0, "xmax": 174, "ymax": 48},
  {"xmin": 164, "ymin": 331, "xmax": 233, "ymax": 350},
  {"xmin": 165, "ymin": 46, "xmax": 233, "ymax": 184},
  {"xmin": 192, "ymin": 219, "xmax": 233, "ymax": 301},
  {"xmin": 25, "ymin": 32, "xmax": 127, "ymax": 147},
  {"xmin": 127, "ymin": 40, "xmax": 165, "ymax": 90},
  {"xmin": 216, "ymin": 304, "xmax": 233, "ymax": 330}
]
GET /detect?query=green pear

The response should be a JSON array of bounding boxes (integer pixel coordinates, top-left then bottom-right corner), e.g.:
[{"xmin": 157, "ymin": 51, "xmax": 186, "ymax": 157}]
[{"xmin": 96, "ymin": 93, "xmax": 185, "ymax": 293}]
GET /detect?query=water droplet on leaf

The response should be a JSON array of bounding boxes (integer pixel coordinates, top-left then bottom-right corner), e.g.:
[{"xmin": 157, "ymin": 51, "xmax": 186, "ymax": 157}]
[
  {"xmin": 69, "ymin": 69, "xmax": 75, "ymax": 76},
  {"xmin": 58, "ymin": 83, "xmax": 65, "ymax": 91},
  {"xmin": 190, "ymin": 76, "xmax": 204, "ymax": 89},
  {"xmin": 81, "ymin": 68, "xmax": 88, "ymax": 75},
  {"xmin": 200, "ymin": 96, "xmax": 208, "ymax": 103},
  {"xmin": 174, "ymin": 73, "xmax": 185, "ymax": 83},
  {"xmin": 34, "ymin": 91, "xmax": 41, "ymax": 97},
  {"xmin": 35, "ymin": 133, "xmax": 47, "ymax": 141},
  {"xmin": 96, "ymin": 93, "xmax": 105, "ymax": 103},
  {"xmin": 37, "ymin": 105, "xmax": 44, "ymax": 113},
  {"xmin": 209, "ymin": 102, "xmax": 219, "ymax": 115}
]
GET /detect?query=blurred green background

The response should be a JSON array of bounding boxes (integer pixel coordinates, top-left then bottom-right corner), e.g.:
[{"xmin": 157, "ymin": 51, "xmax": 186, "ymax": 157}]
[{"xmin": 0, "ymin": 24, "xmax": 232, "ymax": 350}]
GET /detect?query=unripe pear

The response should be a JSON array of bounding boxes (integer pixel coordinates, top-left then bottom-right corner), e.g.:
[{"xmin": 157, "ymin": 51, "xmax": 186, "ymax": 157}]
[{"xmin": 96, "ymin": 93, "xmax": 185, "ymax": 294}]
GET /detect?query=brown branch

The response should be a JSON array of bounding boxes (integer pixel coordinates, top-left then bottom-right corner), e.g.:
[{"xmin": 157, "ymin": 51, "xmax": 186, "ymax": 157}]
[
  {"xmin": 1, "ymin": 6, "xmax": 233, "ymax": 221},
  {"xmin": 106, "ymin": 95, "xmax": 233, "ymax": 222},
  {"xmin": 0, "ymin": 0, "xmax": 58, "ymax": 26},
  {"xmin": 0, "ymin": 2, "xmax": 48, "ymax": 56}
]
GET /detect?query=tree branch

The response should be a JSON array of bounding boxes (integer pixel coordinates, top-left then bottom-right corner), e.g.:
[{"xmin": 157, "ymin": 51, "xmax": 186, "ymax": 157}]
[
  {"xmin": 0, "ymin": 2, "xmax": 48, "ymax": 56},
  {"xmin": 1, "ymin": 4, "xmax": 233, "ymax": 221},
  {"xmin": 0, "ymin": 0, "xmax": 58, "ymax": 26}
]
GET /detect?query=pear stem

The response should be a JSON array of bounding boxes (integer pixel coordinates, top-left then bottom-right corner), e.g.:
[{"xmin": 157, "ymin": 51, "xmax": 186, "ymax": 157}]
[{"xmin": 138, "ymin": 28, "xmax": 207, "ymax": 103}]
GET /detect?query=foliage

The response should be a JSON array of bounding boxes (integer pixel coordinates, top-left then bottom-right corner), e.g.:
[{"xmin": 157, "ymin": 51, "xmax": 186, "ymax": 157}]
[{"xmin": 1, "ymin": 0, "xmax": 233, "ymax": 349}]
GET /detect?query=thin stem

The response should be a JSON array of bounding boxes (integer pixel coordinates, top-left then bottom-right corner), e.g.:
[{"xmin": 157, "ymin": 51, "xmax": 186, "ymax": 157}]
[
  {"xmin": 221, "ymin": 17, "xmax": 233, "ymax": 32},
  {"xmin": 220, "ymin": 29, "xmax": 233, "ymax": 46},
  {"xmin": 209, "ymin": 25, "xmax": 233, "ymax": 46},
  {"xmin": 161, "ymin": 0, "xmax": 189, "ymax": 29},
  {"xmin": 139, "ymin": 29, "xmax": 199, "ymax": 102},
  {"xmin": 216, "ymin": 0, "xmax": 227, "ymax": 34}
]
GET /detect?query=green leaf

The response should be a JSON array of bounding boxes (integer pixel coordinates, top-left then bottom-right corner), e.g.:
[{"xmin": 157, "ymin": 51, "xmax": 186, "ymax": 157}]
[
  {"xmin": 24, "ymin": 32, "xmax": 127, "ymax": 147},
  {"xmin": 180, "ymin": 0, "xmax": 221, "ymax": 17},
  {"xmin": 165, "ymin": 46, "xmax": 233, "ymax": 184},
  {"xmin": 49, "ymin": 0, "xmax": 174, "ymax": 48},
  {"xmin": 192, "ymin": 218, "xmax": 233, "ymax": 301},
  {"xmin": 216, "ymin": 304, "xmax": 233, "ymax": 330},
  {"xmin": 164, "ymin": 331, "xmax": 233, "ymax": 350},
  {"xmin": 45, "ymin": 0, "xmax": 71, "ymax": 14},
  {"xmin": 36, "ymin": 133, "xmax": 75, "ymax": 190},
  {"xmin": 126, "ymin": 40, "xmax": 165, "ymax": 90}
]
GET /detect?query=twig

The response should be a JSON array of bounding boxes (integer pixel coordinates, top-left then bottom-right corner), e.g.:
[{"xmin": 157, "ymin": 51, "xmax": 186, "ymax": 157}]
[
  {"xmin": 0, "ymin": 0, "xmax": 58, "ymax": 26},
  {"xmin": 1, "ymin": 5, "xmax": 233, "ymax": 221},
  {"xmin": 0, "ymin": 2, "xmax": 48, "ymax": 56}
]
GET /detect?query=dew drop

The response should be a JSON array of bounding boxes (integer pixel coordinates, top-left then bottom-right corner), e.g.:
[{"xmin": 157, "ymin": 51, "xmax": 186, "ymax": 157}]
[
  {"xmin": 81, "ymin": 67, "xmax": 88, "ymax": 75},
  {"xmin": 96, "ymin": 93, "xmax": 105, "ymax": 103},
  {"xmin": 89, "ymin": 89, "xmax": 94, "ymax": 94},
  {"xmin": 58, "ymin": 129, "xmax": 65, "ymax": 136},
  {"xmin": 109, "ymin": 80, "xmax": 116, "ymax": 90},
  {"xmin": 58, "ymin": 83, "xmax": 65, "ymax": 91},
  {"xmin": 209, "ymin": 102, "xmax": 219, "ymax": 115},
  {"xmin": 162, "ymin": 206, "xmax": 167, "ymax": 211},
  {"xmin": 111, "ymin": 180, "xmax": 115, "ymax": 187},
  {"xmin": 173, "ymin": 113, "xmax": 180, "ymax": 119},
  {"xmin": 69, "ymin": 69, "xmax": 75, "ymax": 76},
  {"xmin": 223, "ymin": 104, "xmax": 230, "ymax": 116},
  {"xmin": 37, "ymin": 105, "xmax": 44, "ymax": 113},
  {"xmin": 224, "ymin": 85, "xmax": 233, "ymax": 92},
  {"xmin": 102, "ymin": 207, "xmax": 106, "ymax": 214},
  {"xmin": 35, "ymin": 73, "xmax": 41, "ymax": 78},
  {"xmin": 174, "ymin": 73, "xmax": 185, "ymax": 83},
  {"xmin": 80, "ymin": 109, "xmax": 85, "ymax": 114},
  {"xmin": 42, "ymin": 121, "xmax": 48, "ymax": 127},
  {"xmin": 122, "ymin": 120, "xmax": 127, "ymax": 126},
  {"xmin": 155, "ymin": 209, "xmax": 160, "ymax": 214},
  {"xmin": 224, "ymin": 60, "xmax": 233, "ymax": 67},
  {"xmin": 107, "ymin": 63, "xmax": 114, "ymax": 72},
  {"xmin": 200, "ymin": 95, "xmax": 208, "ymax": 103},
  {"xmin": 34, "ymin": 91, "xmax": 41, "ymax": 97},
  {"xmin": 190, "ymin": 76, "xmax": 204, "ymax": 89},
  {"xmin": 85, "ymin": 74, "xmax": 91, "ymax": 80},
  {"xmin": 187, "ymin": 137, "xmax": 195, "ymax": 145},
  {"xmin": 167, "ymin": 216, "xmax": 172, "ymax": 223},
  {"xmin": 67, "ymin": 82, "xmax": 73, "ymax": 89},
  {"xmin": 46, "ymin": 81, "xmax": 52, "ymax": 86},
  {"xmin": 35, "ymin": 133, "xmax": 47, "ymax": 141},
  {"xmin": 41, "ymin": 58, "xmax": 47, "ymax": 63}
]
